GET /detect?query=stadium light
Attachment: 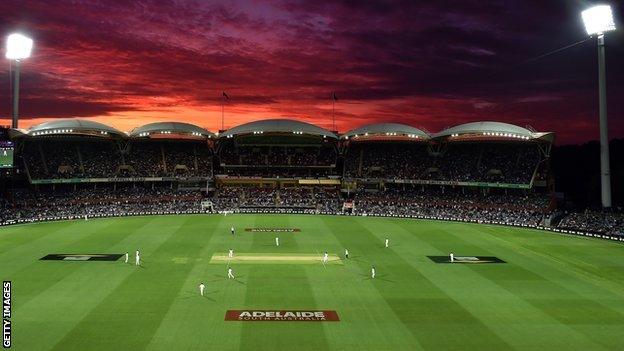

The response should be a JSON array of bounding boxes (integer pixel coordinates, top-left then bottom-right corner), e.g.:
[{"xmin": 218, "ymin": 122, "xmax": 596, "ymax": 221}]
[
  {"xmin": 5, "ymin": 33, "xmax": 33, "ymax": 129},
  {"xmin": 581, "ymin": 5, "xmax": 616, "ymax": 208},
  {"xmin": 582, "ymin": 5, "xmax": 616, "ymax": 35}
]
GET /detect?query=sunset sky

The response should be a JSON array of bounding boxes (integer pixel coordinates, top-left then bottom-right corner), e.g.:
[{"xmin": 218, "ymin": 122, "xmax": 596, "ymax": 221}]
[{"xmin": 0, "ymin": 0, "xmax": 622, "ymax": 144}]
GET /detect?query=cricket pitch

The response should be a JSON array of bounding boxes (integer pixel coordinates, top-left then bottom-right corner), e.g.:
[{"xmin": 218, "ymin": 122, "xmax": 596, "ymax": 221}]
[{"xmin": 210, "ymin": 252, "xmax": 343, "ymax": 264}]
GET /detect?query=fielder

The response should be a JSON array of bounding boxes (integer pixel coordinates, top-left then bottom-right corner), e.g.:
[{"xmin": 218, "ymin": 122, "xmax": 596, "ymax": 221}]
[
  {"xmin": 385, "ymin": 238, "xmax": 389, "ymax": 248},
  {"xmin": 323, "ymin": 251, "xmax": 329, "ymax": 264},
  {"xmin": 228, "ymin": 267, "xmax": 235, "ymax": 279},
  {"xmin": 371, "ymin": 265, "xmax": 376, "ymax": 279},
  {"xmin": 450, "ymin": 252, "xmax": 454, "ymax": 263},
  {"xmin": 228, "ymin": 248, "xmax": 234, "ymax": 258},
  {"xmin": 231, "ymin": 226, "xmax": 235, "ymax": 235},
  {"xmin": 199, "ymin": 282, "xmax": 205, "ymax": 296},
  {"xmin": 344, "ymin": 248, "xmax": 349, "ymax": 259},
  {"xmin": 135, "ymin": 249, "xmax": 141, "ymax": 266},
  {"xmin": 124, "ymin": 251, "xmax": 128, "ymax": 263},
  {"xmin": 275, "ymin": 237, "xmax": 279, "ymax": 246}
]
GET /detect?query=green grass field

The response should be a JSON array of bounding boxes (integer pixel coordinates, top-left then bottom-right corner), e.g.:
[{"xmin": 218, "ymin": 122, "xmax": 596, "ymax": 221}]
[{"xmin": 1, "ymin": 214, "xmax": 623, "ymax": 350}]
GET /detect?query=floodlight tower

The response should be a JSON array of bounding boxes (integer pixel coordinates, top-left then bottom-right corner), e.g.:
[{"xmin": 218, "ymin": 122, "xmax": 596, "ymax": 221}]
[
  {"xmin": 581, "ymin": 5, "xmax": 616, "ymax": 208},
  {"xmin": 5, "ymin": 33, "xmax": 33, "ymax": 129}
]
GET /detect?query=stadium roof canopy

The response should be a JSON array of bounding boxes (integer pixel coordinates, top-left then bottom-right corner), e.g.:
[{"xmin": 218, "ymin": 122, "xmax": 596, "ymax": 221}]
[
  {"xmin": 343, "ymin": 123, "xmax": 429, "ymax": 141},
  {"xmin": 24, "ymin": 119, "xmax": 125, "ymax": 138},
  {"xmin": 434, "ymin": 121, "xmax": 554, "ymax": 142},
  {"xmin": 221, "ymin": 119, "xmax": 338, "ymax": 139},
  {"xmin": 129, "ymin": 122, "xmax": 214, "ymax": 139}
]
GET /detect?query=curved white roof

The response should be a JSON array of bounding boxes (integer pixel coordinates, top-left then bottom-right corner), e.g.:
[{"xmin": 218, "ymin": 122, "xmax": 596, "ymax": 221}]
[
  {"xmin": 344, "ymin": 123, "xmax": 429, "ymax": 139},
  {"xmin": 130, "ymin": 122, "xmax": 214, "ymax": 138},
  {"xmin": 434, "ymin": 121, "xmax": 539, "ymax": 139},
  {"xmin": 221, "ymin": 119, "xmax": 337, "ymax": 139},
  {"xmin": 27, "ymin": 119, "xmax": 124, "ymax": 137}
]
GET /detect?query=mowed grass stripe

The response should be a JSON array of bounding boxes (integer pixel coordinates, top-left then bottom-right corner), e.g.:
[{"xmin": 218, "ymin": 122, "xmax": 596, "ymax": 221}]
[
  {"xmin": 8, "ymin": 217, "xmax": 164, "ymax": 351},
  {"xmin": 324, "ymin": 216, "xmax": 513, "ymax": 351},
  {"xmin": 49, "ymin": 216, "xmax": 207, "ymax": 351},
  {"xmin": 0, "ymin": 220, "xmax": 84, "ymax": 255},
  {"xmin": 239, "ymin": 265, "xmax": 331, "ymax": 351},
  {"xmin": 312, "ymin": 216, "xmax": 425, "ymax": 351},
  {"xmin": 8, "ymin": 217, "xmax": 155, "ymax": 311},
  {"xmin": 238, "ymin": 215, "xmax": 330, "ymax": 351},
  {"xmin": 449, "ymin": 224, "xmax": 624, "ymax": 349},
  {"xmin": 145, "ymin": 215, "xmax": 232, "ymax": 351},
  {"xmin": 391, "ymin": 219, "xmax": 611, "ymax": 350}
]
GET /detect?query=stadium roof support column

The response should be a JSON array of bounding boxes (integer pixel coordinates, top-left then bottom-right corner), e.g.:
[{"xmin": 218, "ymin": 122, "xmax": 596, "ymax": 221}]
[{"xmin": 581, "ymin": 5, "xmax": 616, "ymax": 208}]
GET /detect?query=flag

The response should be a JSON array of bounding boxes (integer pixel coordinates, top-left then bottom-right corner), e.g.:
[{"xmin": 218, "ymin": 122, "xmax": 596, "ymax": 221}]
[
  {"xmin": 332, "ymin": 92, "xmax": 338, "ymax": 101},
  {"xmin": 222, "ymin": 91, "xmax": 230, "ymax": 100}
]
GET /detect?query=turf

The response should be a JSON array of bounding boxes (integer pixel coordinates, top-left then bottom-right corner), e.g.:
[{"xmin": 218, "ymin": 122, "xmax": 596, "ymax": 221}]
[{"xmin": 1, "ymin": 214, "xmax": 623, "ymax": 350}]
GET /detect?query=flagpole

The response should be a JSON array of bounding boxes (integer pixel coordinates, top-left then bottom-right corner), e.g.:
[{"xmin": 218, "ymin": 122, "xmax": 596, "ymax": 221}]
[{"xmin": 332, "ymin": 92, "xmax": 336, "ymax": 131}]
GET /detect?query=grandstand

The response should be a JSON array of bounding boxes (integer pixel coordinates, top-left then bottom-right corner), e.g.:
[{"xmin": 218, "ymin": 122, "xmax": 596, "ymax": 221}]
[{"xmin": 0, "ymin": 118, "xmax": 621, "ymax": 238}]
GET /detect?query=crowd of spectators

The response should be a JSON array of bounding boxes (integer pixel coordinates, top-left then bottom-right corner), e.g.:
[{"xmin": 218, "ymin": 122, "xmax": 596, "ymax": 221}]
[
  {"xmin": 219, "ymin": 145, "xmax": 337, "ymax": 167},
  {"xmin": 344, "ymin": 141, "xmax": 541, "ymax": 184},
  {"xmin": 21, "ymin": 138, "xmax": 213, "ymax": 179},
  {"xmin": 558, "ymin": 210, "xmax": 624, "ymax": 236},
  {"xmin": 351, "ymin": 186, "xmax": 550, "ymax": 227},
  {"xmin": 1, "ymin": 184, "xmax": 621, "ymax": 238},
  {"xmin": 211, "ymin": 186, "xmax": 342, "ymax": 211},
  {"xmin": 1, "ymin": 185, "xmax": 206, "ymax": 224}
]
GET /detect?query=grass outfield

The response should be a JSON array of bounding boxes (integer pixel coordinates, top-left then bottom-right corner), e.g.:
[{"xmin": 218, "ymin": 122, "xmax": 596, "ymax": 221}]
[{"xmin": 1, "ymin": 214, "xmax": 624, "ymax": 350}]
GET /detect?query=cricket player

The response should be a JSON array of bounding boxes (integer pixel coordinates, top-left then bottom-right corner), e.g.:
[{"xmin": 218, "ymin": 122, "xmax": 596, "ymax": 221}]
[
  {"xmin": 323, "ymin": 251, "xmax": 329, "ymax": 264},
  {"xmin": 124, "ymin": 251, "xmax": 129, "ymax": 263},
  {"xmin": 275, "ymin": 237, "xmax": 279, "ymax": 246},
  {"xmin": 344, "ymin": 248, "xmax": 349, "ymax": 259},
  {"xmin": 450, "ymin": 252, "xmax": 454, "ymax": 263},
  {"xmin": 228, "ymin": 248, "xmax": 234, "ymax": 258},
  {"xmin": 371, "ymin": 265, "xmax": 376, "ymax": 279},
  {"xmin": 231, "ymin": 226, "xmax": 235, "ymax": 235},
  {"xmin": 199, "ymin": 282, "xmax": 205, "ymax": 296},
  {"xmin": 135, "ymin": 249, "xmax": 140, "ymax": 266},
  {"xmin": 385, "ymin": 238, "xmax": 389, "ymax": 248},
  {"xmin": 228, "ymin": 267, "xmax": 235, "ymax": 279}
]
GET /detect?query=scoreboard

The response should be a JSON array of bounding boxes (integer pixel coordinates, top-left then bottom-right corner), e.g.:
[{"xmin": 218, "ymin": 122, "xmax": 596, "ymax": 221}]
[{"xmin": 0, "ymin": 141, "xmax": 14, "ymax": 168}]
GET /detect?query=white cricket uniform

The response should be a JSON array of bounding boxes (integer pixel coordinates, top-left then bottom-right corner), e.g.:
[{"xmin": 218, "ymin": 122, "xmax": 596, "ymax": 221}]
[
  {"xmin": 228, "ymin": 268, "xmax": 235, "ymax": 279},
  {"xmin": 345, "ymin": 249, "xmax": 349, "ymax": 259},
  {"xmin": 124, "ymin": 252, "xmax": 128, "ymax": 263},
  {"xmin": 231, "ymin": 227, "xmax": 234, "ymax": 235},
  {"xmin": 371, "ymin": 267, "xmax": 376, "ymax": 279},
  {"xmin": 385, "ymin": 238, "xmax": 389, "ymax": 248},
  {"xmin": 323, "ymin": 253, "xmax": 329, "ymax": 264},
  {"xmin": 199, "ymin": 283, "xmax": 205, "ymax": 296},
  {"xmin": 135, "ymin": 251, "xmax": 140, "ymax": 266},
  {"xmin": 228, "ymin": 249, "xmax": 234, "ymax": 258},
  {"xmin": 275, "ymin": 237, "xmax": 279, "ymax": 246},
  {"xmin": 450, "ymin": 253, "xmax": 454, "ymax": 263}
]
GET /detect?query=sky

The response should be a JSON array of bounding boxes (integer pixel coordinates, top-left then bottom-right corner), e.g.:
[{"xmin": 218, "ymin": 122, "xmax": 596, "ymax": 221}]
[{"xmin": 0, "ymin": 0, "xmax": 622, "ymax": 144}]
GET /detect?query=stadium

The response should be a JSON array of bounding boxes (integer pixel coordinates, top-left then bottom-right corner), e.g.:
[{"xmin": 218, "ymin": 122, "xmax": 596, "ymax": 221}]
[{"xmin": 1, "ymin": 117, "xmax": 623, "ymax": 350}]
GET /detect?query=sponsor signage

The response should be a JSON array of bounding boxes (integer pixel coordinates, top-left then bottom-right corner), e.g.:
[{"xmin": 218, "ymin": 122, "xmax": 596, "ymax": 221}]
[
  {"xmin": 40, "ymin": 254, "xmax": 123, "ymax": 261},
  {"xmin": 245, "ymin": 228, "xmax": 301, "ymax": 232},
  {"xmin": 427, "ymin": 255, "xmax": 506, "ymax": 264},
  {"xmin": 225, "ymin": 310, "xmax": 339, "ymax": 322}
]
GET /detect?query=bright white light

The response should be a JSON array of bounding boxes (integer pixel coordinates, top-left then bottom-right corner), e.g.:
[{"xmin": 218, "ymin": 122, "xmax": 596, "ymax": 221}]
[
  {"xmin": 582, "ymin": 5, "xmax": 616, "ymax": 35},
  {"xmin": 6, "ymin": 33, "xmax": 33, "ymax": 60}
]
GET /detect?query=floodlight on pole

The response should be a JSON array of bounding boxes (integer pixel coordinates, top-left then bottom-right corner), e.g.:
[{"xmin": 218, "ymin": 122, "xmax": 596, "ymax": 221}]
[
  {"xmin": 6, "ymin": 33, "xmax": 33, "ymax": 129},
  {"xmin": 581, "ymin": 5, "xmax": 616, "ymax": 208}
]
